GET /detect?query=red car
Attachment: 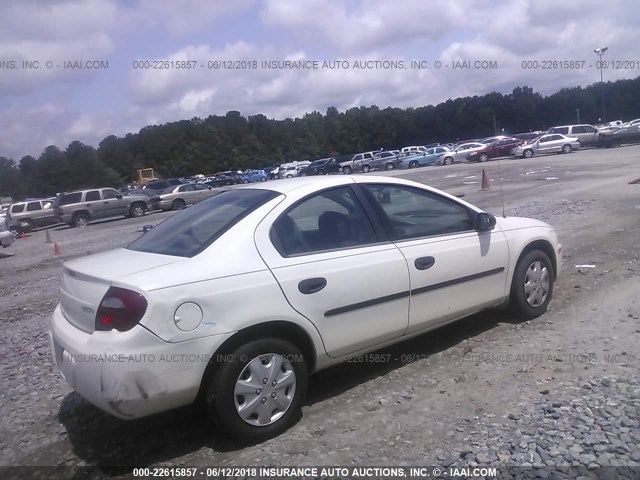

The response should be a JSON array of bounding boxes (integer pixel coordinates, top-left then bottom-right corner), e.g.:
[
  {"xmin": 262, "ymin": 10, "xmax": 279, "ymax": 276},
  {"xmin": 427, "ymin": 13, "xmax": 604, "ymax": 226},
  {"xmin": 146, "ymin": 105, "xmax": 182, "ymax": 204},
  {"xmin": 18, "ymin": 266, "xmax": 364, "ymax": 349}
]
[{"xmin": 466, "ymin": 137, "xmax": 524, "ymax": 162}]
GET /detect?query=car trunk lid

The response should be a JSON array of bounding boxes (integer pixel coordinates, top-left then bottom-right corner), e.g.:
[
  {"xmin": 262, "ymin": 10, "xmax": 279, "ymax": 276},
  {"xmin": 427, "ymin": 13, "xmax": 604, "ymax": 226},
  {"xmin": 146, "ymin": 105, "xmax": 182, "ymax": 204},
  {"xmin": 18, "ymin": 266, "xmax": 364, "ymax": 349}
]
[{"xmin": 59, "ymin": 248, "xmax": 182, "ymax": 333}]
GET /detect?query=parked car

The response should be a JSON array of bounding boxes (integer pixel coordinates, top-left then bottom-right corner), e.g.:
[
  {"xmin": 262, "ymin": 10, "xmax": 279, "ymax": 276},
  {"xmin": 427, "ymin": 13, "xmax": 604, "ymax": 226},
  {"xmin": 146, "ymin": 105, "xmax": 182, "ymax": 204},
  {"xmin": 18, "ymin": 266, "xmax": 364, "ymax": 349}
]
[
  {"xmin": 597, "ymin": 124, "xmax": 640, "ymax": 148},
  {"xmin": 546, "ymin": 125, "xmax": 600, "ymax": 146},
  {"xmin": 437, "ymin": 142, "xmax": 486, "ymax": 165},
  {"xmin": 369, "ymin": 151, "xmax": 403, "ymax": 171},
  {"xmin": 6, "ymin": 198, "xmax": 59, "ymax": 231},
  {"xmin": 403, "ymin": 146, "xmax": 450, "ymax": 168},
  {"xmin": 467, "ymin": 138, "xmax": 523, "ymax": 162},
  {"xmin": 50, "ymin": 175, "xmax": 561, "ymax": 443},
  {"xmin": 479, "ymin": 136, "xmax": 511, "ymax": 144},
  {"xmin": 513, "ymin": 132, "xmax": 544, "ymax": 142},
  {"xmin": 143, "ymin": 178, "xmax": 185, "ymax": 192},
  {"xmin": 400, "ymin": 146, "xmax": 426, "ymax": 154},
  {"xmin": 297, "ymin": 158, "xmax": 341, "ymax": 175},
  {"xmin": 149, "ymin": 183, "xmax": 222, "ymax": 211},
  {"xmin": 339, "ymin": 151, "xmax": 381, "ymax": 174},
  {"xmin": 511, "ymin": 134, "xmax": 580, "ymax": 158},
  {"xmin": 53, "ymin": 188, "xmax": 149, "ymax": 228},
  {"xmin": 278, "ymin": 162, "xmax": 311, "ymax": 179},
  {"xmin": 0, "ymin": 213, "xmax": 15, "ymax": 248},
  {"xmin": 205, "ymin": 174, "xmax": 237, "ymax": 188},
  {"xmin": 241, "ymin": 170, "xmax": 268, "ymax": 183}
]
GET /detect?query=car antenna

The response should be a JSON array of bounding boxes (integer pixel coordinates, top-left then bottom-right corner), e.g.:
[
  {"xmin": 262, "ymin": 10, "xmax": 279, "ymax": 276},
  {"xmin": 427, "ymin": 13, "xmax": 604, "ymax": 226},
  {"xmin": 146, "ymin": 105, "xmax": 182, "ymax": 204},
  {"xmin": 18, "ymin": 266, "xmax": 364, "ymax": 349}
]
[{"xmin": 497, "ymin": 157, "xmax": 506, "ymax": 218}]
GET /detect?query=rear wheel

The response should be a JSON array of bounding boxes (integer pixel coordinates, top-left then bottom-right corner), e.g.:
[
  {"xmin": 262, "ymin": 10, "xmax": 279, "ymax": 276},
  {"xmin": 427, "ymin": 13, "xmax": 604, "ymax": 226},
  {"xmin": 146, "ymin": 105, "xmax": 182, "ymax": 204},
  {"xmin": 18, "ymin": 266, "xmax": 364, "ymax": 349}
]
[
  {"xmin": 509, "ymin": 250, "xmax": 554, "ymax": 319},
  {"xmin": 362, "ymin": 165, "xmax": 370, "ymax": 173},
  {"xmin": 443, "ymin": 157, "xmax": 454, "ymax": 165},
  {"xmin": 9, "ymin": 225, "xmax": 21, "ymax": 238},
  {"xmin": 72, "ymin": 213, "xmax": 90, "ymax": 228},
  {"xmin": 479, "ymin": 153, "xmax": 489, "ymax": 162},
  {"xmin": 385, "ymin": 163, "xmax": 395, "ymax": 170},
  {"xmin": 409, "ymin": 160, "xmax": 419, "ymax": 169},
  {"xmin": 562, "ymin": 144, "xmax": 572, "ymax": 154},
  {"xmin": 206, "ymin": 338, "xmax": 307, "ymax": 443},
  {"xmin": 523, "ymin": 149, "xmax": 534, "ymax": 158},
  {"xmin": 171, "ymin": 198, "xmax": 186, "ymax": 210},
  {"xmin": 318, "ymin": 169, "xmax": 326, "ymax": 175}
]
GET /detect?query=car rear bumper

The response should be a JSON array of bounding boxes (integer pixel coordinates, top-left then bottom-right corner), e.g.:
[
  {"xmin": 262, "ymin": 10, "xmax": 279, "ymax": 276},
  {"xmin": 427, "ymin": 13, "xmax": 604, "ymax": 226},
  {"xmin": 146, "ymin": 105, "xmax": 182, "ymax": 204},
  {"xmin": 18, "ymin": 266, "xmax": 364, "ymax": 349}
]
[
  {"xmin": 50, "ymin": 304, "xmax": 233, "ymax": 419},
  {"xmin": 0, "ymin": 230, "xmax": 15, "ymax": 247}
]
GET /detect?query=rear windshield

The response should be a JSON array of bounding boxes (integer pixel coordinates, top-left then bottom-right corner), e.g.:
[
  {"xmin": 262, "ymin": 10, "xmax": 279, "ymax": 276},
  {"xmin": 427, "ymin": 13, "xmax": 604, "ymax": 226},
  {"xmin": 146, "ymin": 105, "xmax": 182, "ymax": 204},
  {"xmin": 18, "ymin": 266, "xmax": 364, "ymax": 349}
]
[{"xmin": 127, "ymin": 189, "xmax": 280, "ymax": 257}]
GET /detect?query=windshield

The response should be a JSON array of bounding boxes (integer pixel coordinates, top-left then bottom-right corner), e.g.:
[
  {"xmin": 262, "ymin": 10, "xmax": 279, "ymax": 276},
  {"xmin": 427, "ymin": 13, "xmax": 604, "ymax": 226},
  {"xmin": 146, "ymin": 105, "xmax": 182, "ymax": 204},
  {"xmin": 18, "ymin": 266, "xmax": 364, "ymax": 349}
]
[{"xmin": 127, "ymin": 189, "xmax": 280, "ymax": 257}]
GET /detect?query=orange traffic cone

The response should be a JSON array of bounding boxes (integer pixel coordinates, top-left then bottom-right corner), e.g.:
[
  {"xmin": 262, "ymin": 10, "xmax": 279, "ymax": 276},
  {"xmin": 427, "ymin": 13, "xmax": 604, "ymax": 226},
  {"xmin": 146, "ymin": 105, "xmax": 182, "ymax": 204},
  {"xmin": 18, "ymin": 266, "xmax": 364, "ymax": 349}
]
[
  {"xmin": 480, "ymin": 168, "xmax": 492, "ymax": 191},
  {"xmin": 45, "ymin": 230, "xmax": 52, "ymax": 243},
  {"xmin": 53, "ymin": 243, "xmax": 62, "ymax": 255},
  {"xmin": 21, "ymin": 231, "xmax": 26, "ymax": 239}
]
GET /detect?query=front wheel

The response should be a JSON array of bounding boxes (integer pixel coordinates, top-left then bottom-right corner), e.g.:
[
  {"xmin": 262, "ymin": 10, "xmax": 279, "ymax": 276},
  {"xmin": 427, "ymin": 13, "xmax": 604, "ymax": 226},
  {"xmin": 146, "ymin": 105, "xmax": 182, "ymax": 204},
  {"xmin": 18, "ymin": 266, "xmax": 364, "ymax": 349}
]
[
  {"xmin": 171, "ymin": 199, "xmax": 186, "ymax": 210},
  {"xmin": 523, "ymin": 149, "xmax": 534, "ymax": 158},
  {"xmin": 129, "ymin": 203, "xmax": 145, "ymax": 218},
  {"xmin": 409, "ymin": 160, "xmax": 419, "ymax": 169},
  {"xmin": 342, "ymin": 166, "xmax": 352, "ymax": 174},
  {"xmin": 443, "ymin": 157, "xmax": 453, "ymax": 165},
  {"xmin": 385, "ymin": 163, "xmax": 394, "ymax": 171},
  {"xmin": 206, "ymin": 338, "xmax": 307, "ymax": 443},
  {"xmin": 260, "ymin": 177, "xmax": 267, "ymax": 182},
  {"xmin": 562, "ymin": 144, "xmax": 572, "ymax": 154},
  {"xmin": 361, "ymin": 165, "xmax": 370, "ymax": 173},
  {"xmin": 509, "ymin": 250, "xmax": 554, "ymax": 319},
  {"xmin": 479, "ymin": 153, "xmax": 489, "ymax": 162}
]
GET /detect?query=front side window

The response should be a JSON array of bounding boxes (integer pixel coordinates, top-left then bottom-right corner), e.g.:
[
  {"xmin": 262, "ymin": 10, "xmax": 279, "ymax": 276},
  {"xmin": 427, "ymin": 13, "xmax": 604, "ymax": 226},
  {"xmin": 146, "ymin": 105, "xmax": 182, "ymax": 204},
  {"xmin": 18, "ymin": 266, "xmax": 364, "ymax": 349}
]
[
  {"xmin": 26, "ymin": 202, "xmax": 42, "ymax": 212},
  {"xmin": 271, "ymin": 186, "xmax": 378, "ymax": 257},
  {"xmin": 364, "ymin": 184, "xmax": 475, "ymax": 240},
  {"xmin": 128, "ymin": 189, "xmax": 280, "ymax": 257},
  {"xmin": 102, "ymin": 189, "xmax": 120, "ymax": 199}
]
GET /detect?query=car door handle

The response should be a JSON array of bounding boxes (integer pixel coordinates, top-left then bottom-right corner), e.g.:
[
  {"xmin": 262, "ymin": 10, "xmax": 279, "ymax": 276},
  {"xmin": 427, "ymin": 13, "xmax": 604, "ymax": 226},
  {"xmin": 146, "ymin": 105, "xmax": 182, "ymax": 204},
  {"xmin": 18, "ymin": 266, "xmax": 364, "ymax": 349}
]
[
  {"xmin": 414, "ymin": 256, "xmax": 436, "ymax": 270},
  {"xmin": 298, "ymin": 277, "xmax": 327, "ymax": 294}
]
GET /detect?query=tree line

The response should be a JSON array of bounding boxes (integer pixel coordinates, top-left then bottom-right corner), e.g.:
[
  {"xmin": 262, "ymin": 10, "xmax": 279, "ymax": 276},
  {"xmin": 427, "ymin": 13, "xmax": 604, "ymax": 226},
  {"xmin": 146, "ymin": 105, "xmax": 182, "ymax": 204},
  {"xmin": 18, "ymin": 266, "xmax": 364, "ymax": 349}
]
[{"xmin": 1, "ymin": 76, "xmax": 639, "ymax": 199}]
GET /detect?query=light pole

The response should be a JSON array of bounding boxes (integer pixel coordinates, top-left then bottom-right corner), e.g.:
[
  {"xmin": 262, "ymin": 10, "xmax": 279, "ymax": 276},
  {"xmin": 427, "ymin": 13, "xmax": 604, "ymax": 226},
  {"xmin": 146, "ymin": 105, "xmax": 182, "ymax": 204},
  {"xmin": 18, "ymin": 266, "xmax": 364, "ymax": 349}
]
[
  {"xmin": 576, "ymin": 108, "xmax": 580, "ymax": 123},
  {"xmin": 492, "ymin": 113, "xmax": 497, "ymax": 136},
  {"xmin": 594, "ymin": 46, "xmax": 608, "ymax": 123}
]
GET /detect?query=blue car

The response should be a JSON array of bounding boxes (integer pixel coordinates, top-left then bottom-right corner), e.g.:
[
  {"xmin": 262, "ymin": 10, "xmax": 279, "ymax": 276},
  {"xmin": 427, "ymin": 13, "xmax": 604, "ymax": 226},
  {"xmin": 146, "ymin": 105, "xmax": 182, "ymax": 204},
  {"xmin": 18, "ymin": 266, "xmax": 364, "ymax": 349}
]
[
  {"xmin": 401, "ymin": 147, "xmax": 450, "ymax": 168},
  {"xmin": 240, "ymin": 170, "xmax": 268, "ymax": 183}
]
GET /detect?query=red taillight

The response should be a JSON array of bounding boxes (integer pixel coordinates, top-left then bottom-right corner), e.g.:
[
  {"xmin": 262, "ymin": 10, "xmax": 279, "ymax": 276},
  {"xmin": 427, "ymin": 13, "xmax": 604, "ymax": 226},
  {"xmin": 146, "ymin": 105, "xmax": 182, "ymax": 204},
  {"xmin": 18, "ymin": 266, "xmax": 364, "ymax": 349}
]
[{"xmin": 95, "ymin": 287, "xmax": 147, "ymax": 332}]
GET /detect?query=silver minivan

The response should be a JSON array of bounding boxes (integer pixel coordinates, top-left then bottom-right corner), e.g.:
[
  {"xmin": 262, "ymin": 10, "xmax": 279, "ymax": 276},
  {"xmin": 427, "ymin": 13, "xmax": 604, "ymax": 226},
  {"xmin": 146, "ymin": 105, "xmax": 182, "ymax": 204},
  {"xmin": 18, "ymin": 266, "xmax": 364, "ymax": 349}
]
[{"xmin": 547, "ymin": 124, "xmax": 600, "ymax": 146}]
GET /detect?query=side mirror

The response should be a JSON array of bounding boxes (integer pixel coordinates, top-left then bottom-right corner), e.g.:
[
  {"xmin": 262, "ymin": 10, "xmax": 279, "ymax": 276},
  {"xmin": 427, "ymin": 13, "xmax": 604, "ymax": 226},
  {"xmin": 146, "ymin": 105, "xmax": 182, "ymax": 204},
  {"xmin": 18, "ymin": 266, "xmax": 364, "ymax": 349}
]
[
  {"xmin": 477, "ymin": 212, "xmax": 496, "ymax": 231},
  {"xmin": 116, "ymin": 194, "xmax": 123, "ymax": 199}
]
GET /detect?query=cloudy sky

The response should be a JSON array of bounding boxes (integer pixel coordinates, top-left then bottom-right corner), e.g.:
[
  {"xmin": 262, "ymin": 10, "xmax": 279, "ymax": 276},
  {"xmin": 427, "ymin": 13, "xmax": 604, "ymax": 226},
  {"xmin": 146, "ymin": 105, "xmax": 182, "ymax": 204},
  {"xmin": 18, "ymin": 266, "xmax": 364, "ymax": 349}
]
[{"xmin": 1, "ymin": 0, "xmax": 638, "ymax": 160}]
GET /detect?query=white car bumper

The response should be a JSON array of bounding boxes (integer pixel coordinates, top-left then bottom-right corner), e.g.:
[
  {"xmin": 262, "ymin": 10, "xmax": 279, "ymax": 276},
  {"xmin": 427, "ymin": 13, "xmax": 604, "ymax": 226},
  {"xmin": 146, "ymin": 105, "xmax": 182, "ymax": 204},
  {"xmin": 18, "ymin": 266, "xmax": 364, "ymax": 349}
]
[{"xmin": 50, "ymin": 304, "xmax": 233, "ymax": 419}]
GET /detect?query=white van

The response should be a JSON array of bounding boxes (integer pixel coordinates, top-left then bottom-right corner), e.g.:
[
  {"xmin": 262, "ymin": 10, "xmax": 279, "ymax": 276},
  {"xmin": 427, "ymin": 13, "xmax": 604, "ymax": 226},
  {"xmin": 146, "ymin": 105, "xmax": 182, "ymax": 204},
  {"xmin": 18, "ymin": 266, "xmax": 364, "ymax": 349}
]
[{"xmin": 546, "ymin": 124, "xmax": 599, "ymax": 146}]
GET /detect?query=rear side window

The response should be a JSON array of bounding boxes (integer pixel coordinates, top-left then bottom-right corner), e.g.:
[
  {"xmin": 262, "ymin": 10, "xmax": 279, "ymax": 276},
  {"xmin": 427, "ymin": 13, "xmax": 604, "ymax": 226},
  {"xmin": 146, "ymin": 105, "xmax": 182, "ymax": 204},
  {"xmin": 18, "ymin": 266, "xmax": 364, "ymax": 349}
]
[
  {"xmin": 128, "ymin": 189, "xmax": 280, "ymax": 257},
  {"xmin": 58, "ymin": 192, "xmax": 82, "ymax": 205},
  {"xmin": 552, "ymin": 127, "xmax": 569, "ymax": 135},
  {"xmin": 11, "ymin": 204, "xmax": 25, "ymax": 213}
]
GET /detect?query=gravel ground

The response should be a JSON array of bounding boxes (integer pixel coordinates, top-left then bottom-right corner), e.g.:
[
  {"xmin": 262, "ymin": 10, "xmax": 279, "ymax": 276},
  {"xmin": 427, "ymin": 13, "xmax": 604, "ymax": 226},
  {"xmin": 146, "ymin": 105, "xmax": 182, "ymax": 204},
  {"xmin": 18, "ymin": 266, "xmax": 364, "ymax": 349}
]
[{"xmin": 1, "ymin": 146, "xmax": 640, "ymax": 478}]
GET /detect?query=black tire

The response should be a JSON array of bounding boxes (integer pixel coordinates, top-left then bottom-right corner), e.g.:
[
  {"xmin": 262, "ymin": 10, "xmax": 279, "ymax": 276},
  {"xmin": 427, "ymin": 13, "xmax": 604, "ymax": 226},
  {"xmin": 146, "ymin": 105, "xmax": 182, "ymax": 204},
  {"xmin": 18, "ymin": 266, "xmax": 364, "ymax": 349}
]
[
  {"xmin": 362, "ymin": 165, "xmax": 370, "ymax": 173},
  {"xmin": 342, "ymin": 166, "xmax": 352, "ymax": 174},
  {"xmin": 409, "ymin": 160, "xmax": 419, "ymax": 169},
  {"xmin": 243, "ymin": 179, "xmax": 250, "ymax": 184},
  {"xmin": 479, "ymin": 153, "xmax": 489, "ymax": 162},
  {"xmin": 260, "ymin": 177, "xmax": 267, "ymax": 182},
  {"xmin": 385, "ymin": 163, "xmax": 395, "ymax": 170},
  {"xmin": 523, "ymin": 149, "xmax": 534, "ymax": 158},
  {"xmin": 171, "ymin": 199, "xmax": 186, "ymax": 210},
  {"xmin": 443, "ymin": 157, "xmax": 454, "ymax": 165},
  {"xmin": 72, "ymin": 213, "xmax": 90, "ymax": 228},
  {"xmin": 318, "ymin": 169, "xmax": 326, "ymax": 175},
  {"xmin": 9, "ymin": 225, "xmax": 21, "ymax": 238},
  {"xmin": 206, "ymin": 338, "xmax": 307, "ymax": 443},
  {"xmin": 562, "ymin": 144, "xmax": 572, "ymax": 154},
  {"xmin": 129, "ymin": 202, "xmax": 146, "ymax": 218},
  {"xmin": 509, "ymin": 250, "xmax": 554, "ymax": 320}
]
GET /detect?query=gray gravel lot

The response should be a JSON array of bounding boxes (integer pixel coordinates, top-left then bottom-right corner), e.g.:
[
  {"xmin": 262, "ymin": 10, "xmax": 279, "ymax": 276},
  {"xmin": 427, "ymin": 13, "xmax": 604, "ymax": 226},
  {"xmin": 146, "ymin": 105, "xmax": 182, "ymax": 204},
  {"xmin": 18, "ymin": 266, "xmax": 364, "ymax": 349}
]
[{"xmin": 1, "ymin": 145, "xmax": 640, "ymax": 476}]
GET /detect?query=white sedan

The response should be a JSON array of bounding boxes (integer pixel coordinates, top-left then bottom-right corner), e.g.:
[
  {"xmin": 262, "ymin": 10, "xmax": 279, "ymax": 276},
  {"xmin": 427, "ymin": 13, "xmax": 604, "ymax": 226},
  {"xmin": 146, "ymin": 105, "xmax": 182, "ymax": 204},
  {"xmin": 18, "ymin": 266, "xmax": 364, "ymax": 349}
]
[
  {"xmin": 437, "ymin": 142, "xmax": 486, "ymax": 165},
  {"xmin": 50, "ymin": 176, "xmax": 561, "ymax": 442},
  {"xmin": 511, "ymin": 134, "xmax": 580, "ymax": 158}
]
